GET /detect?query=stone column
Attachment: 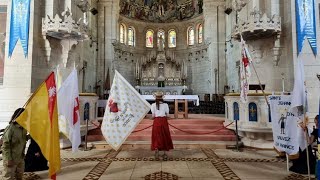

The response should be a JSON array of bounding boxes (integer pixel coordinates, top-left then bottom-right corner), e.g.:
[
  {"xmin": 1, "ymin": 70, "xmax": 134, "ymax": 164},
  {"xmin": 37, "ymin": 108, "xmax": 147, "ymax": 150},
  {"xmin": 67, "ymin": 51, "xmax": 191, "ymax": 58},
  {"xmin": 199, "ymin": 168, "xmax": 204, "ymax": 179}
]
[
  {"xmin": 96, "ymin": 0, "xmax": 119, "ymax": 97},
  {"xmin": 203, "ymin": 0, "xmax": 225, "ymax": 95}
]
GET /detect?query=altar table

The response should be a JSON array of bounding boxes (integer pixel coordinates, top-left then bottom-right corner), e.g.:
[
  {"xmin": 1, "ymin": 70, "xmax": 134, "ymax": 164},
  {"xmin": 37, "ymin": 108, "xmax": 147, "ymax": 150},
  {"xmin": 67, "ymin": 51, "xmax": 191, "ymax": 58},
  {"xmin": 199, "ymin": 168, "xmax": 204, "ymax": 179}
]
[{"xmin": 142, "ymin": 95, "xmax": 199, "ymax": 119}]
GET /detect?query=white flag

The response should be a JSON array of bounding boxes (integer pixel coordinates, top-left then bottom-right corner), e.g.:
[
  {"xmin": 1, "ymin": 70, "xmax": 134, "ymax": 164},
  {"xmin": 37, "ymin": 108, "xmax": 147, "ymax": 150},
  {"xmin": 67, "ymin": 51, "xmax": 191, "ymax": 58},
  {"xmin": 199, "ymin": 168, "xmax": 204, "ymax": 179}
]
[
  {"xmin": 58, "ymin": 69, "xmax": 81, "ymax": 152},
  {"xmin": 290, "ymin": 58, "xmax": 308, "ymax": 150},
  {"xmin": 240, "ymin": 37, "xmax": 251, "ymax": 103},
  {"xmin": 269, "ymin": 95, "xmax": 300, "ymax": 155},
  {"xmin": 101, "ymin": 70, "xmax": 150, "ymax": 150}
]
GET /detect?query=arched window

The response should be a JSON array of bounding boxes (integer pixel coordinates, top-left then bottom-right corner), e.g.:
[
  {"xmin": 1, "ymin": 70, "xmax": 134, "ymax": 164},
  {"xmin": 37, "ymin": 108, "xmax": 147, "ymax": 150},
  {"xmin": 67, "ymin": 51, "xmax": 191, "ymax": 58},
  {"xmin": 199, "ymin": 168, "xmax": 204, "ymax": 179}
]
[
  {"xmin": 248, "ymin": 102, "xmax": 258, "ymax": 122},
  {"xmin": 168, "ymin": 29, "xmax": 176, "ymax": 48},
  {"xmin": 157, "ymin": 29, "xmax": 165, "ymax": 48},
  {"xmin": 146, "ymin": 30, "xmax": 154, "ymax": 48},
  {"xmin": 128, "ymin": 27, "xmax": 135, "ymax": 46},
  {"xmin": 188, "ymin": 27, "xmax": 194, "ymax": 46},
  {"xmin": 119, "ymin": 24, "xmax": 126, "ymax": 44},
  {"xmin": 198, "ymin": 24, "xmax": 203, "ymax": 44}
]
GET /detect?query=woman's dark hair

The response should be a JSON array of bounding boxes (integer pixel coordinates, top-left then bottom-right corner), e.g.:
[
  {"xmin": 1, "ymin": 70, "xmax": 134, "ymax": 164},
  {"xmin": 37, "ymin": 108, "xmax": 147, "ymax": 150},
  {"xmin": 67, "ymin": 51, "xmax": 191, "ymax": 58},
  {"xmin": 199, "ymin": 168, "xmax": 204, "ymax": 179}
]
[
  {"xmin": 156, "ymin": 97, "xmax": 163, "ymax": 110},
  {"xmin": 10, "ymin": 108, "xmax": 25, "ymax": 123},
  {"xmin": 315, "ymin": 115, "xmax": 319, "ymax": 121}
]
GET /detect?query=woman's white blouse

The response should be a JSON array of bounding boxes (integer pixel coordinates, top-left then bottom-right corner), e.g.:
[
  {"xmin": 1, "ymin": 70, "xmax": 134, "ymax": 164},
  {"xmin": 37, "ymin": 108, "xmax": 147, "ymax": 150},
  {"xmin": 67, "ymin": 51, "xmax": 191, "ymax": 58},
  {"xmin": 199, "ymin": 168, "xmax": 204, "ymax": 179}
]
[{"xmin": 151, "ymin": 103, "xmax": 169, "ymax": 117}]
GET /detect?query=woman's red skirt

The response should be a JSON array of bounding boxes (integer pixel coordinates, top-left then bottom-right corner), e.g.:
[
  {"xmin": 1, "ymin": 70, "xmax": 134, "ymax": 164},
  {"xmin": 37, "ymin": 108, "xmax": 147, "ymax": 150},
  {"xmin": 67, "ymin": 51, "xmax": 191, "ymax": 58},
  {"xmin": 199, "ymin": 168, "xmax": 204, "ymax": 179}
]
[{"xmin": 151, "ymin": 117, "xmax": 174, "ymax": 151}]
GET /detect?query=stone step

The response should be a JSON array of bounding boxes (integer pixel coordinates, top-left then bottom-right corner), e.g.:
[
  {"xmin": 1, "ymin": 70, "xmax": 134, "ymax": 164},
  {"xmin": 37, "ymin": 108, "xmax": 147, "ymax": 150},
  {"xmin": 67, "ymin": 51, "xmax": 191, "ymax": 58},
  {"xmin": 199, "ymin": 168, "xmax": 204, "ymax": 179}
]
[
  {"xmin": 133, "ymin": 124, "xmax": 226, "ymax": 129},
  {"xmin": 87, "ymin": 114, "xmax": 236, "ymax": 143},
  {"xmin": 130, "ymin": 129, "xmax": 235, "ymax": 135},
  {"xmin": 139, "ymin": 119, "xmax": 225, "ymax": 124},
  {"xmin": 87, "ymin": 134, "xmax": 236, "ymax": 142}
]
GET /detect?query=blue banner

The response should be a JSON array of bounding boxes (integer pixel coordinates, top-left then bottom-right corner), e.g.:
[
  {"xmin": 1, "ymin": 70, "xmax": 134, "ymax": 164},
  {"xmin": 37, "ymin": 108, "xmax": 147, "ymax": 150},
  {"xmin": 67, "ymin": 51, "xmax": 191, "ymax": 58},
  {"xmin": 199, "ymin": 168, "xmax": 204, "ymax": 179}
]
[
  {"xmin": 296, "ymin": 0, "xmax": 317, "ymax": 56},
  {"xmin": 9, "ymin": 0, "xmax": 31, "ymax": 58}
]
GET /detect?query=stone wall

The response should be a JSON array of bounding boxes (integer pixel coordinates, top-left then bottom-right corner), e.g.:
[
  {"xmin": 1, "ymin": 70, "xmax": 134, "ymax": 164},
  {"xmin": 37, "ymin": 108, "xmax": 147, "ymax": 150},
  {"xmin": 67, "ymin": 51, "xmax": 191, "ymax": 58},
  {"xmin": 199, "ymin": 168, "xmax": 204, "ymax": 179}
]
[{"xmin": 114, "ymin": 11, "xmax": 226, "ymax": 99}]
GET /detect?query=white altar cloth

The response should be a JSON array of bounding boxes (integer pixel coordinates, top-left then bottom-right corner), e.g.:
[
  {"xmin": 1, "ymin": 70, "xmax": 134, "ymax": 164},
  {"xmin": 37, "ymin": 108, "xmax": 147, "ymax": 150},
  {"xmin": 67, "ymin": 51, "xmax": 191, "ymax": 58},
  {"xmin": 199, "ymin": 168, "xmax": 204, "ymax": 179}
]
[{"xmin": 142, "ymin": 95, "xmax": 199, "ymax": 106}]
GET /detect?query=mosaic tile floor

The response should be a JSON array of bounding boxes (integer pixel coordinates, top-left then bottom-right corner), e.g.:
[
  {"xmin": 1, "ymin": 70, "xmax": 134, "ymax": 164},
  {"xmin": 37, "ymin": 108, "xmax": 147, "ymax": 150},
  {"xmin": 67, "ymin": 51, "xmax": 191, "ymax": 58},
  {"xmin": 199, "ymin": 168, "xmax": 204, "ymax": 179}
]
[{"xmin": 0, "ymin": 144, "xmax": 315, "ymax": 180}]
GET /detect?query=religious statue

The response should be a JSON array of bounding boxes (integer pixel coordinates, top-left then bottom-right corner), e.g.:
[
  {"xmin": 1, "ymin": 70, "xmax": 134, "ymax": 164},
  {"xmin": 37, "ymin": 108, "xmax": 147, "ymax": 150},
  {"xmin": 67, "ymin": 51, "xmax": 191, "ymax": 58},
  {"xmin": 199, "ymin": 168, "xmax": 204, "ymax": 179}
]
[
  {"xmin": 158, "ymin": 0, "xmax": 165, "ymax": 16},
  {"xmin": 158, "ymin": 35, "xmax": 164, "ymax": 51}
]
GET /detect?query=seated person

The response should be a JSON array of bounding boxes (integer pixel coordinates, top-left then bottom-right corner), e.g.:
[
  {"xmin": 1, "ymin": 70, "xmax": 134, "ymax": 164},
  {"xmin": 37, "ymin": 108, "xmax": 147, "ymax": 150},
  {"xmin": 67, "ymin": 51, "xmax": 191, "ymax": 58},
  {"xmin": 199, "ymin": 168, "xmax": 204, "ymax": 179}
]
[{"xmin": 24, "ymin": 138, "xmax": 48, "ymax": 172}]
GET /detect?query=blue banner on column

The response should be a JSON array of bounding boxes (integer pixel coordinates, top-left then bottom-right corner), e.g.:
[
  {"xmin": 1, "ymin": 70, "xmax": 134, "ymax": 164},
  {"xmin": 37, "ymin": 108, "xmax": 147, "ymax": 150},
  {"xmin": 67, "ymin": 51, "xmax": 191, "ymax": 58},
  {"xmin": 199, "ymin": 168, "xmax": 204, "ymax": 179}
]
[
  {"xmin": 8, "ymin": 0, "xmax": 31, "ymax": 58},
  {"xmin": 296, "ymin": 0, "xmax": 317, "ymax": 56}
]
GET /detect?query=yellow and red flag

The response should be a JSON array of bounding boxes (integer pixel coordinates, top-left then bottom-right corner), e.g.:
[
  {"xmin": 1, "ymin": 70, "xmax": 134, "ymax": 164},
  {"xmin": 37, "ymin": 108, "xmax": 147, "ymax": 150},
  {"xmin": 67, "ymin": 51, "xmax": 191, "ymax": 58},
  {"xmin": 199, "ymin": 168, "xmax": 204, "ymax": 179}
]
[{"xmin": 15, "ymin": 72, "xmax": 60, "ymax": 179}]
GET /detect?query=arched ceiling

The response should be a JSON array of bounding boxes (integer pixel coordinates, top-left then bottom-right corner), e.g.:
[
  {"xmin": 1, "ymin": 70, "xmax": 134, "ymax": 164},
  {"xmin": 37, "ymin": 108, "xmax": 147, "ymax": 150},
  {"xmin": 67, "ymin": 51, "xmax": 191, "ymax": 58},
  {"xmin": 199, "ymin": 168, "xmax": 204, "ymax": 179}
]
[{"xmin": 119, "ymin": 0, "xmax": 203, "ymax": 23}]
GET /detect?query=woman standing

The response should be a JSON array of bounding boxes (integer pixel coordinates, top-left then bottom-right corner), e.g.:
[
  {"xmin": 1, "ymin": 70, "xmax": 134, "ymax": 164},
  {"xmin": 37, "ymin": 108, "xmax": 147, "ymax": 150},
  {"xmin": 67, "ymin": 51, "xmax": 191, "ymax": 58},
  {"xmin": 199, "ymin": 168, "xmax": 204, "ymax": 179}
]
[
  {"xmin": 151, "ymin": 92, "xmax": 173, "ymax": 158},
  {"xmin": 24, "ymin": 137, "xmax": 48, "ymax": 172},
  {"xmin": 2, "ymin": 108, "xmax": 28, "ymax": 180}
]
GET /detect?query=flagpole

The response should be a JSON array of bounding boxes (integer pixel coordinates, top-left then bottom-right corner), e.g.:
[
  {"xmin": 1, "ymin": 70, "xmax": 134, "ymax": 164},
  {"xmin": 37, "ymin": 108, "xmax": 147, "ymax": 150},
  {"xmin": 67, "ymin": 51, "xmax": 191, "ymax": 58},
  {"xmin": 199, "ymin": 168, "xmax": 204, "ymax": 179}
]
[
  {"xmin": 240, "ymin": 35, "xmax": 269, "ymax": 107},
  {"xmin": 305, "ymin": 127, "xmax": 311, "ymax": 180},
  {"xmin": 250, "ymin": 60, "xmax": 270, "ymax": 108}
]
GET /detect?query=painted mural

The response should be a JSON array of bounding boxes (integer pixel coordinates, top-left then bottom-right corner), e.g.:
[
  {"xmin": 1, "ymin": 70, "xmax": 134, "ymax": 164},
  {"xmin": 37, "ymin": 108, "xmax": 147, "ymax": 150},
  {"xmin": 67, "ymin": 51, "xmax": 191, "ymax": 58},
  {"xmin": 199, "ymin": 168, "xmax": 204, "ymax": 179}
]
[{"xmin": 120, "ymin": 0, "xmax": 203, "ymax": 23}]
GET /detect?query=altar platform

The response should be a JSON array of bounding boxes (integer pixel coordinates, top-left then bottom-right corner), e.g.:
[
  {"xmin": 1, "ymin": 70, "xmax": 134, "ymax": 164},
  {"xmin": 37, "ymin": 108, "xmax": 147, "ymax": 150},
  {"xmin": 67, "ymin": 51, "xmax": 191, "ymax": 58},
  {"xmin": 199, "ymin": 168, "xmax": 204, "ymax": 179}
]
[{"xmin": 87, "ymin": 114, "xmax": 236, "ymax": 143}]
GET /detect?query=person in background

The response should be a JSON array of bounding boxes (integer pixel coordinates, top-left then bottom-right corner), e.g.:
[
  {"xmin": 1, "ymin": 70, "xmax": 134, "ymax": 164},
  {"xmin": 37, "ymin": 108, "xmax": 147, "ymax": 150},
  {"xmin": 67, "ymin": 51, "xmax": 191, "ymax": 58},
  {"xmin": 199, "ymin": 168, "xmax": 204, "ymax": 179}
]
[
  {"xmin": 309, "ymin": 115, "xmax": 318, "ymax": 144},
  {"xmin": 2, "ymin": 108, "xmax": 28, "ymax": 180},
  {"xmin": 289, "ymin": 115, "xmax": 318, "ymax": 175},
  {"xmin": 151, "ymin": 91, "xmax": 173, "ymax": 159},
  {"xmin": 24, "ymin": 137, "xmax": 48, "ymax": 172}
]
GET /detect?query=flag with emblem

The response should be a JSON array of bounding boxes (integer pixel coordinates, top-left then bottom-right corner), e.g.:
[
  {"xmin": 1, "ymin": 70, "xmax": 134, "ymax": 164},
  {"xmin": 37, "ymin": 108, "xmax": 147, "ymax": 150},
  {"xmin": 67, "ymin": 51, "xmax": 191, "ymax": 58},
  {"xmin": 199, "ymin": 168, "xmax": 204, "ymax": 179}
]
[
  {"xmin": 15, "ymin": 72, "xmax": 60, "ymax": 179},
  {"xmin": 101, "ymin": 70, "xmax": 151, "ymax": 150},
  {"xmin": 240, "ymin": 36, "xmax": 252, "ymax": 103},
  {"xmin": 57, "ymin": 69, "xmax": 81, "ymax": 152}
]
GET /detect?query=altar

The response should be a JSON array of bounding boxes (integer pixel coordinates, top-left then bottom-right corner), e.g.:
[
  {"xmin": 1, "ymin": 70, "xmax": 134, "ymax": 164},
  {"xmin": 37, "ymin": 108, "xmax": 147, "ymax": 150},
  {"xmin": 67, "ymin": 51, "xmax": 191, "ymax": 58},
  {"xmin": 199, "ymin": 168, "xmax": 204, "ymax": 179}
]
[
  {"xmin": 138, "ymin": 86, "xmax": 186, "ymax": 95},
  {"xmin": 142, "ymin": 95, "xmax": 199, "ymax": 118}
]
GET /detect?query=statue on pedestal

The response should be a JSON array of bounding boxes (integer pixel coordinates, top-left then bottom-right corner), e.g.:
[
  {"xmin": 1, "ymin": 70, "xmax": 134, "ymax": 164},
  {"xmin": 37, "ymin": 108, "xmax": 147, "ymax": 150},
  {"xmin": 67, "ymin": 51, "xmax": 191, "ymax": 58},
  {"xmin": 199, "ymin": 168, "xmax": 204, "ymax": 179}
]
[{"xmin": 158, "ymin": 35, "xmax": 164, "ymax": 52}]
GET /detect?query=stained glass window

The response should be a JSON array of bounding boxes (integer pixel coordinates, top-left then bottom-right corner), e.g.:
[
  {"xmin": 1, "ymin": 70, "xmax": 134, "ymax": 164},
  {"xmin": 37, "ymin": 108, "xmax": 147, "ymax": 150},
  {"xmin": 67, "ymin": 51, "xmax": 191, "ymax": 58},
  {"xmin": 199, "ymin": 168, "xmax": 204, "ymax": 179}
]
[
  {"xmin": 120, "ymin": 24, "xmax": 125, "ymax": 44},
  {"xmin": 168, "ymin": 30, "xmax": 176, "ymax": 48},
  {"xmin": 146, "ymin": 30, "xmax": 154, "ymax": 48},
  {"xmin": 157, "ymin": 29, "xmax": 165, "ymax": 48},
  {"xmin": 128, "ymin": 27, "xmax": 135, "ymax": 46},
  {"xmin": 188, "ymin": 27, "xmax": 194, "ymax": 46},
  {"xmin": 198, "ymin": 24, "xmax": 203, "ymax": 44}
]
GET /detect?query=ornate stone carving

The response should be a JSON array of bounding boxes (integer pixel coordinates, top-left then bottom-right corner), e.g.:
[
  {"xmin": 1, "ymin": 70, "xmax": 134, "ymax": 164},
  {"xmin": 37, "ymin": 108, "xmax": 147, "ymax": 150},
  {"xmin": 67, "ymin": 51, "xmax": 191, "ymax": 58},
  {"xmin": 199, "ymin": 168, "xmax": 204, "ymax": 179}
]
[
  {"xmin": 232, "ymin": 0, "xmax": 247, "ymax": 12},
  {"xmin": 233, "ymin": 9, "xmax": 281, "ymax": 41},
  {"xmin": 42, "ymin": 8, "xmax": 88, "ymax": 40},
  {"xmin": 42, "ymin": 9, "xmax": 88, "ymax": 66}
]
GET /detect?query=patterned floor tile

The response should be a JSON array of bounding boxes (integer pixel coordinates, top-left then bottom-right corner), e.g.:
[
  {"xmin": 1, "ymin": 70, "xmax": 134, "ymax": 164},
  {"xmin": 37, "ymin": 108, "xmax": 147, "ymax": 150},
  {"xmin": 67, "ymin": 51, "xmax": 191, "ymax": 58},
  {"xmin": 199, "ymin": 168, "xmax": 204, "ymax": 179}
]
[
  {"xmin": 201, "ymin": 148, "xmax": 241, "ymax": 180},
  {"xmin": 82, "ymin": 149, "xmax": 120, "ymax": 180},
  {"xmin": 24, "ymin": 172, "xmax": 41, "ymax": 180},
  {"xmin": 144, "ymin": 171, "xmax": 179, "ymax": 180},
  {"xmin": 283, "ymin": 173, "xmax": 315, "ymax": 180}
]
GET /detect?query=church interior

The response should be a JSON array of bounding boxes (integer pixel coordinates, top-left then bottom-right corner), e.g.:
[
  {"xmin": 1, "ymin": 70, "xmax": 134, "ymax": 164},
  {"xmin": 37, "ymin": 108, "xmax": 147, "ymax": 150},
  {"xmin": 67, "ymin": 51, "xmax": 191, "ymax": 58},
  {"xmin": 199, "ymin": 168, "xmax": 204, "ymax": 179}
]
[{"xmin": 0, "ymin": 0, "xmax": 320, "ymax": 179}]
